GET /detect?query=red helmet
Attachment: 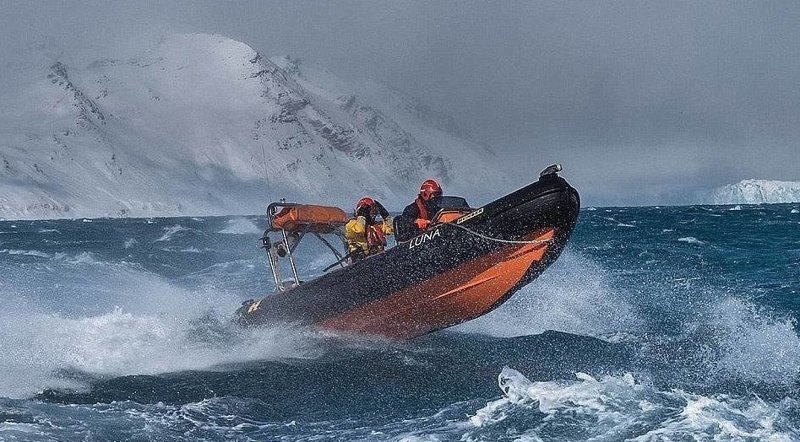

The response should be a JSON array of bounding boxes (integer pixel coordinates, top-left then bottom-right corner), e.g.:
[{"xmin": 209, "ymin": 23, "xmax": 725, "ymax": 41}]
[
  {"xmin": 355, "ymin": 197, "xmax": 375, "ymax": 217},
  {"xmin": 419, "ymin": 179, "xmax": 442, "ymax": 201}
]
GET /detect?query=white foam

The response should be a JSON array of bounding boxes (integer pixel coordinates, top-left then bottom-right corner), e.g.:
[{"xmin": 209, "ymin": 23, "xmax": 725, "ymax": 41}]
[
  {"xmin": 219, "ymin": 217, "xmax": 262, "ymax": 235},
  {"xmin": 0, "ymin": 252, "xmax": 326, "ymax": 399},
  {"xmin": 678, "ymin": 236, "xmax": 706, "ymax": 245},
  {"xmin": 464, "ymin": 367, "xmax": 799, "ymax": 441},
  {"xmin": 52, "ymin": 251, "xmax": 102, "ymax": 265},
  {"xmin": 156, "ymin": 224, "xmax": 189, "ymax": 242},
  {"xmin": 630, "ymin": 394, "xmax": 797, "ymax": 441},
  {"xmin": 0, "ymin": 306, "xmax": 318, "ymax": 398},
  {"xmin": 0, "ymin": 249, "xmax": 50, "ymax": 258},
  {"xmin": 708, "ymin": 298, "xmax": 800, "ymax": 386}
]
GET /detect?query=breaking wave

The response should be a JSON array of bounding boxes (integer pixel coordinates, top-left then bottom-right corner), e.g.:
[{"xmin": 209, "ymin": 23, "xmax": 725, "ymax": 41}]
[
  {"xmin": 0, "ymin": 249, "xmax": 50, "ymax": 258},
  {"xmin": 218, "ymin": 217, "xmax": 262, "ymax": 235},
  {"xmin": 462, "ymin": 367, "xmax": 800, "ymax": 441},
  {"xmin": 156, "ymin": 224, "xmax": 193, "ymax": 242},
  {"xmin": 0, "ymin": 261, "xmax": 319, "ymax": 398},
  {"xmin": 678, "ymin": 236, "xmax": 706, "ymax": 245}
]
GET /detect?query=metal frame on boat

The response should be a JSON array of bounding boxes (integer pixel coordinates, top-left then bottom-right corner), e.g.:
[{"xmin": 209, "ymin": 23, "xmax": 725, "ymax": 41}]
[{"xmin": 261, "ymin": 201, "xmax": 349, "ymax": 291}]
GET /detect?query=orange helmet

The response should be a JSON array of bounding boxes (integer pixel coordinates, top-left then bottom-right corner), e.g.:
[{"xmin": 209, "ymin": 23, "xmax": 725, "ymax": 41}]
[
  {"xmin": 419, "ymin": 179, "xmax": 442, "ymax": 201},
  {"xmin": 355, "ymin": 197, "xmax": 376, "ymax": 217}
]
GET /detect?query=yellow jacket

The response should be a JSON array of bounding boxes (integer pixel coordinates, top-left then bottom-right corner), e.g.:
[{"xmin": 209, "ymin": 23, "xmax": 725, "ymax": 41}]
[{"xmin": 345, "ymin": 216, "xmax": 394, "ymax": 256}]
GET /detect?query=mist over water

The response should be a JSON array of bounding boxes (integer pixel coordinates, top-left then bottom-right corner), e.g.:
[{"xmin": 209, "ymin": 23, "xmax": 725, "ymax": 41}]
[{"xmin": 0, "ymin": 206, "xmax": 798, "ymax": 440}]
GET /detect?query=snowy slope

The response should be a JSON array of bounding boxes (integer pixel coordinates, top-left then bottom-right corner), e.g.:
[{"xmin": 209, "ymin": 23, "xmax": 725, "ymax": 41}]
[
  {"xmin": 0, "ymin": 33, "xmax": 507, "ymax": 220},
  {"xmin": 706, "ymin": 180, "xmax": 800, "ymax": 205}
]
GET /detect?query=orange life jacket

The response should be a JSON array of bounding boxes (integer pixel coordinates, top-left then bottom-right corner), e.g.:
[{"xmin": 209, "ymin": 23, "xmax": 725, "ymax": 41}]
[{"xmin": 366, "ymin": 224, "xmax": 387, "ymax": 252}]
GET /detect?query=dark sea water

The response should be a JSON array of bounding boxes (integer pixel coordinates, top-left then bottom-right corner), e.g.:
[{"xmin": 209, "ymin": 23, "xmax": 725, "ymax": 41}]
[{"xmin": 0, "ymin": 204, "xmax": 799, "ymax": 441}]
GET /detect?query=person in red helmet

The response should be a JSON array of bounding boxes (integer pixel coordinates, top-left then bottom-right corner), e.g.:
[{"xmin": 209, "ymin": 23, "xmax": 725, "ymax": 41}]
[
  {"xmin": 395, "ymin": 179, "xmax": 444, "ymax": 241},
  {"xmin": 344, "ymin": 197, "xmax": 393, "ymax": 262}
]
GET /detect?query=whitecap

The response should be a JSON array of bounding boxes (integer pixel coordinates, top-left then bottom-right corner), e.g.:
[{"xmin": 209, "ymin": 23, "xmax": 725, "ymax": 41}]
[
  {"xmin": 156, "ymin": 224, "xmax": 189, "ymax": 242},
  {"xmin": 464, "ymin": 367, "xmax": 798, "ymax": 441},
  {"xmin": 0, "ymin": 249, "xmax": 50, "ymax": 258},
  {"xmin": 678, "ymin": 236, "xmax": 706, "ymax": 245},
  {"xmin": 52, "ymin": 251, "xmax": 100, "ymax": 264},
  {"xmin": 219, "ymin": 217, "xmax": 262, "ymax": 235}
]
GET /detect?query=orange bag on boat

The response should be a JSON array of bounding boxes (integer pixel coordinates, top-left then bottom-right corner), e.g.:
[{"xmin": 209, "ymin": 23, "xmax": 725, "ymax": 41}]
[{"xmin": 272, "ymin": 205, "xmax": 348, "ymax": 233}]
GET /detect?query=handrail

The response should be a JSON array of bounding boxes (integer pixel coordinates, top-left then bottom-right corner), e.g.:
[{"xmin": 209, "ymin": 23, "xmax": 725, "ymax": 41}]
[{"xmin": 262, "ymin": 201, "xmax": 349, "ymax": 292}]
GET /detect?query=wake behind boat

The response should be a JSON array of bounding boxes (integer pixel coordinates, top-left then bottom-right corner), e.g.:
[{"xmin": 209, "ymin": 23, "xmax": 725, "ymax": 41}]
[{"xmin": 236, "ymin": 165, "xmax": 580, "ymax": 339}]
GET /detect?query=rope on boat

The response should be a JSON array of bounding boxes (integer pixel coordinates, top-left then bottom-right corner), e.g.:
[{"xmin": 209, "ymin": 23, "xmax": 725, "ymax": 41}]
[{"xmin": 439, "ymin": 222, "xmax": 555, "ymax": 245}]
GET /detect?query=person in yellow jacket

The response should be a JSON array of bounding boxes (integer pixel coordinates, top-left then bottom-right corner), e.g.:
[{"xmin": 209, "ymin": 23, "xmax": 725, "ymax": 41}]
[{"xmin": 345, "ymin": 197, "xmax": 393, "ymax": 262}]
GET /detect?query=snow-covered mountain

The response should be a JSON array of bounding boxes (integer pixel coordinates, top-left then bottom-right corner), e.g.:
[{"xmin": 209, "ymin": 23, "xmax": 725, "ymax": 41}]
[
  {"xmin": 0, "ymin": 33, "xmax": 506, "ymax": 220},
  {"xmin": 704, "ymin": 180, "xmax": 800, "ymax": 205}
]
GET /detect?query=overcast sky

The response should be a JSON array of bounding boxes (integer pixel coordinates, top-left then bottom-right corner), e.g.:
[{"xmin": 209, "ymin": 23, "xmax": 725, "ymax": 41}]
[{"xmin": 2, "ymin": 1, "xmax": 798, "ymax": 204}]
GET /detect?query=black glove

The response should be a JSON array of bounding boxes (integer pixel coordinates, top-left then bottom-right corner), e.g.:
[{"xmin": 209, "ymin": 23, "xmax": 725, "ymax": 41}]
[
  {"xmin": 356, "ymin": 205, "xmax": 372, "ymax": 219},
  {"xmin": 373, "ymin": 200, "xmax": 390, "ymax": 219}
]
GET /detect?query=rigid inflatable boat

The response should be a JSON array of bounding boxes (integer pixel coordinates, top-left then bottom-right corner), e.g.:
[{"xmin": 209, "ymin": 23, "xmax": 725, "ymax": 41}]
[{"xmin": 236, "ymin": 164, "xmax": 580, "ymax": 339}]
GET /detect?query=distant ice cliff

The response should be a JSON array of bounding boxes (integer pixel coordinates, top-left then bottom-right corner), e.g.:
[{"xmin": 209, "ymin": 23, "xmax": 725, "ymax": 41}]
[{"xmin": 706, "ymin": 180, "xmax": 800, "ymax": 205}]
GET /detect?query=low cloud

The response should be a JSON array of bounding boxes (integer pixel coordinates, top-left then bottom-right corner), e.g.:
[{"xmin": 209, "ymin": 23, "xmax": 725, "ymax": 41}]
[{"xmin": 2, "ymin": 1, "xmax": 798, "ymax": 205}]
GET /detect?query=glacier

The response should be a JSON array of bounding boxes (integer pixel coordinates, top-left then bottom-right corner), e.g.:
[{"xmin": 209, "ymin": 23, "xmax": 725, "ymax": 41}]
[
  {"xmin": 705, "ymin": 179, "xmax": 800, "ymax": 205},
  {"xmin": 0, "ymin": 33, "xmax": 507, "ymax": 220}
]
